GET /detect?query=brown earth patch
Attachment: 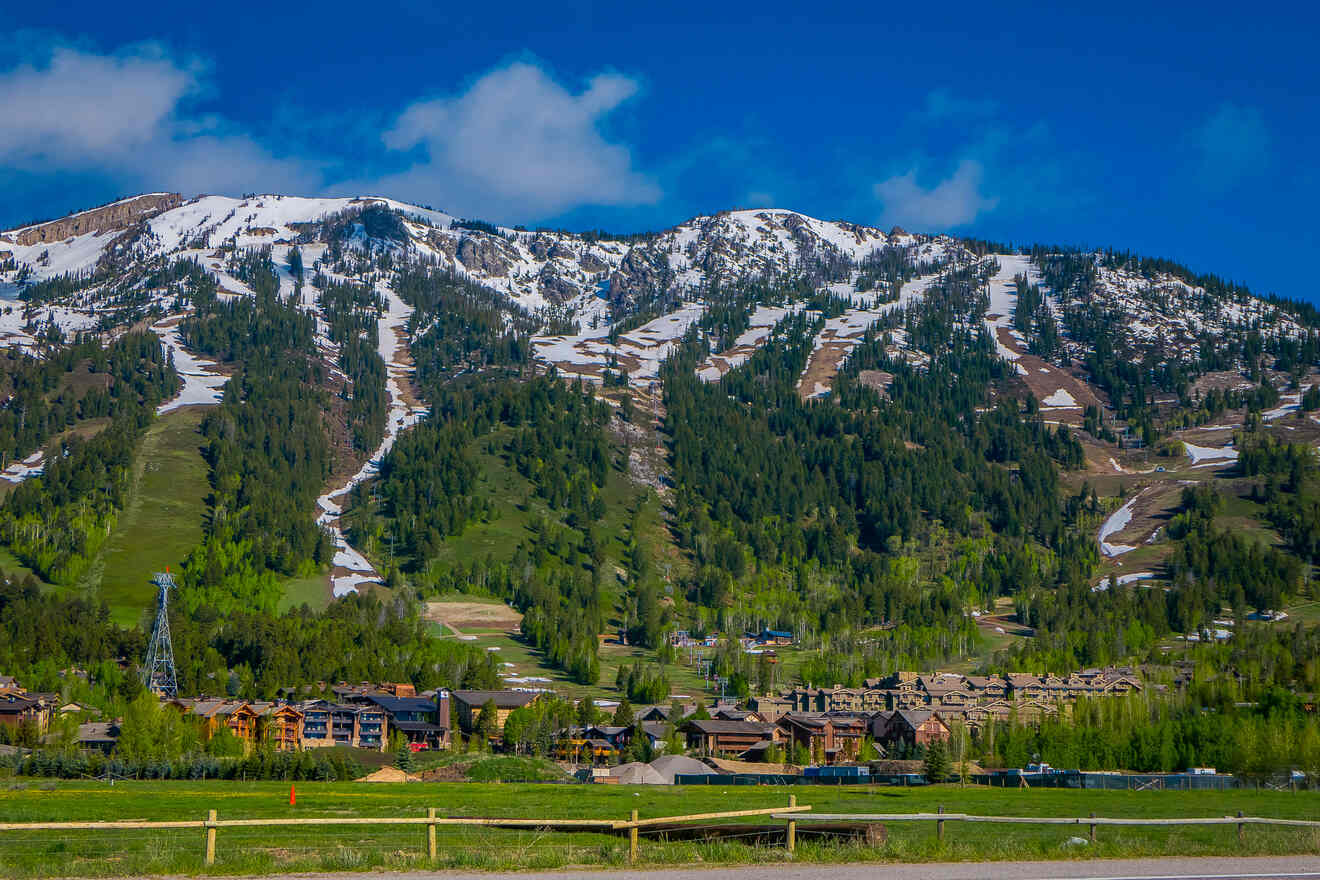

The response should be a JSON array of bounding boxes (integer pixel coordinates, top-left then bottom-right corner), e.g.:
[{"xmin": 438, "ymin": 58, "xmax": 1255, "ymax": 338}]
[
  {"xmin": 999, "ymin": 334, "xmax": 1105, "ymax": 422},
  {"xmin": 1106, "ymin": 481, "xmax": 1188, "ymax": 548},
  {"xmin": 388, "ymin": 323, "xmax": 424, "ymax": 410},
  {"xmin": 977, "ymin": 613, "xmax": 1034, "ymax": 637},
  {"xmin": 797, "ymin": 339, "xmax": 854, "ymax": 400},
  {"xmin": 424, "ymin": 600, "xmax": 522, "ymax": 631}
]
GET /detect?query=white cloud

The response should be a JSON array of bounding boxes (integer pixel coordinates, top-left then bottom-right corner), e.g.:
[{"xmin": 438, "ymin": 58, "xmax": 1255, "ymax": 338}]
[
  {"xmin": 372, "ymin": 62, "xmax": 660, "ymax": 220},
  {"xmin": 873, "ymin": 159, "xmax": 998, "ymax": 230},
  {"xmin": 0, "ymin": 42, "xmax": 320, "ymax": 195}
]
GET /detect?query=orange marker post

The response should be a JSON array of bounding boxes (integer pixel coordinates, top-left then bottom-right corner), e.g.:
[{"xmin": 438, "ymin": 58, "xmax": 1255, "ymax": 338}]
[{"xmin": 289, "ymin": 784, "xmax": 296, "ymax": 806}]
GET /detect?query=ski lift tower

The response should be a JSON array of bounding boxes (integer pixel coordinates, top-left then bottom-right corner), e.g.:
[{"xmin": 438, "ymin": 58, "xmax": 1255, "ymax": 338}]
[{"xmin": 141, "ymin": 570, "xmax": 179, "ymax": 699}]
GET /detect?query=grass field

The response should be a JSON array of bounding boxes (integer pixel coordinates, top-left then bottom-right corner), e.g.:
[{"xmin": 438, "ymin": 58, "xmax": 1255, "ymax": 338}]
[
  {"xmin": 91, "ymin": 409, "xmax": 211, "ymax": 626},
  {"xmin": 0, "ymin": 779, "xmax": 1315, "ymax": 877},
  {"xmin": 410, "ymin": 428, "xmax": 698, "ymax": 699},
  {"xmin": 276, "ymin": 573, "xmax": 333, "ymax": 613},
  {"xmin": 417, "ymin": 430, "xmax": 675, "ymax": 582},
  {"xmin": 0, "ymin": 546, "xmax": 54, "ymax": 590}
]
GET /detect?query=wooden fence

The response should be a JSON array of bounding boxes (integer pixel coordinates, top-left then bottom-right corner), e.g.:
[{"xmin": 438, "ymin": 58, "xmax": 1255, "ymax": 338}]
[
  {"xmin": 0, "ymin": 797, "xmax": 812, "ymax": 866},
  {"xmin": 4, "ymin": 802, "xmax": 1319, "ymax": 867},
  {"xmin": 774, "ymin": 807, "xmax": 1320, "ymax": 846}
]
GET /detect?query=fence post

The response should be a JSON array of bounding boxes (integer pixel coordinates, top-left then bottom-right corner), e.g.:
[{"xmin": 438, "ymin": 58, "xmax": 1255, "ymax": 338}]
[
  {"xmin": 786, "ymin": 795, "xmax": 797, "ymax": 855},
  {"xmin": 629, "ymin": 809, "xmax": 639, "ymax": 864},
  {"xmin": 937, "ymin": 805, "xmax": 945, "ymax": 843},
  {"xmin": 204, "ymin": 809, "xmax": 216, "ymax": 866},
  {"xmin": 427, "ymin": 808, "xmax": 437, "ymax": 861},
  {"xmin": 1089, "ymin": 811, "xmax": 1096, "ymax": 844},
  {"xmin": 1237, "ymin": 810, "xmax": 1244, "ymax": 845}
]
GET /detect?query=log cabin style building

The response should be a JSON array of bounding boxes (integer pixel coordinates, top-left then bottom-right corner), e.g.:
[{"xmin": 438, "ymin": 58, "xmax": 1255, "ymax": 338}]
[{"xmin": 451, "ymin": 690, "xmax": 540, "ymax": 739}]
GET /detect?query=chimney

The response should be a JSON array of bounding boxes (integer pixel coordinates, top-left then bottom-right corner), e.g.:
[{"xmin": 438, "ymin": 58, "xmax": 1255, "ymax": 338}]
[{"xmin": 436, "ymin": 692, "xmax": 450, "ymax": 730}]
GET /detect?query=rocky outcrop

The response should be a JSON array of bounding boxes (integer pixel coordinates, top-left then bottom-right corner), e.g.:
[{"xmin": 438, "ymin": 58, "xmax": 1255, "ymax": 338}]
[
  {"xmin": 456, "ymin": 235, "xmax": 515, "ymax": 277},
  {"xmin": 609, "ymin": 246, "xmax": 670, "ymax": 306},
  {"xmin": 528, "ymin": 235, "xmax": 554, "ymax": 260},
  {"xmin": 579, "ymin": 251, "xmax": 607, "ymax": 273},
  {"xmin": 13, "ymin": 193, "xmax": 182, "ymax": 246},
  {"xmin": 536, "ymin": 265, "xmax": 581, "ymax": 303}
]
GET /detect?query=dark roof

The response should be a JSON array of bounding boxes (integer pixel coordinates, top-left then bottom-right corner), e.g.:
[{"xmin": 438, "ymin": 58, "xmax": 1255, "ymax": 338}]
[
  {"xmin": 0, "ymin": 695, "xmax": 41, "ymax": 711},
  {"xmin": 892, "ymin": 709, "xmax": 940, "ymax": 729},
  {"xmin": 367, "ymin": 695, "xmax": 437, "ymax": 714},
  {"xmin": 685, "ymin": 719, "xmax": 773, "ymax": 735},
  {"xmin": 451, "ymin": 690, "xmax": 539, "ymax": 709},
  {"xmin": 390, "ymin": 721, "xmax": 444, "ymax": 733}
]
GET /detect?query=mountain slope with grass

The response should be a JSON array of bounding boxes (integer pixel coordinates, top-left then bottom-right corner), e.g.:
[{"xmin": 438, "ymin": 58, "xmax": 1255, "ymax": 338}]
[{"xmin": 1, "ymin": 191, "xmax": 1319, "ymax": 723}]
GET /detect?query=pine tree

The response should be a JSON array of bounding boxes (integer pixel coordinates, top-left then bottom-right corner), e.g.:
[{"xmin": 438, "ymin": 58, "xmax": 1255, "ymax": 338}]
[
  {"xmin": 612, "ymin": 698, "xmax": 634, "ymax": 727},
  {"xmin": 923, "ymin": 740, "xmax": 950, "ymax": 783},
  {"xmin": 475, "ymin": 699, "xmax": 499, "ymax": 742}
]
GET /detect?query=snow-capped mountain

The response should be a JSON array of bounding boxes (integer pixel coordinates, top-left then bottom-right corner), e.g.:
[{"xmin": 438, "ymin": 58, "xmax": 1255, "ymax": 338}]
[
  {"xmin": 0, "ymin": 194, "xmax": 960, "ymax": 315},
  {"xmin": 1, "ymin": 191, "xmax": 1314, "ymax": 403}
]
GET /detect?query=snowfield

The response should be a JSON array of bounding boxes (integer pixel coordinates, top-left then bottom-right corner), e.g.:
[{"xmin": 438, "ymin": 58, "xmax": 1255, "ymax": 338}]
[
  {"xmin": 983, "ymin": 255, "xmax": 1037, "ymax": 362},
  {"xmin": 1098, "ymin": 492, "xmax": 1143, "ymax": 557},
  {"xmin": 533, "ymin": 303, "xmax": 704, "ymax": 385},
  {"xmin": 0, "ymin": 451, "xmax": 45, "ymax": 485},
  {"xmin": 1184, "ymin": 441, "xmax": 1238, "ymax": 466},
  {"xmin": 1042, "ymin": 388, "xmax": 1079, "ymax": 408},
  {"xmin": 154, "ymin": 318, "xmax": 229, "ymax": 414},
  {"xmin": 316, "ymin": 285, "xmax": 429, "ymax": 597}
]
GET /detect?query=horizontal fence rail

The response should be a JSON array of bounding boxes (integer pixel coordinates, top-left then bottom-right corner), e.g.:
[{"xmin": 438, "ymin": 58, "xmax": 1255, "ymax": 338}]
[
  {"xmin": 0, "ymin": 798, "xmax": 811, "ymax": 865},
  {"xmin": 4, "ymin": 803, "xmax": 1317, "ymax": 868},
  {"xmin": 774, "ymin": 812, "xmax": 1320, "ymax": 826},
  {"xmin": 774, "ymin": 810, "xmax": 1320, "ymax": 845}
]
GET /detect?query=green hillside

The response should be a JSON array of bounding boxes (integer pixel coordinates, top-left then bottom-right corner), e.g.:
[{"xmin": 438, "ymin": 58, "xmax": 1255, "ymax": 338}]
[{"xmin": 92, "ymin": 408, "xmax": 210, "ymax": 626}]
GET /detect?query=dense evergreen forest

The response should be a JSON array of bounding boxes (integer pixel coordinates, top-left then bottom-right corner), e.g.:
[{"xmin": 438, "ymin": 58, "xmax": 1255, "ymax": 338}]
[
  {"xmin": 0, "ymin": 572, "xmax": 500, "ymax": 712},
  {"xmin": 0, "ymin": 331, "xmax": 177, "ymax": 583},
  {"xmin": 4, "ymin": 202, "xmax": 1320, "ymax": 775},
  {"xmin": 179, "ymin": 251, "xmax": 332, "ymax": 614}
]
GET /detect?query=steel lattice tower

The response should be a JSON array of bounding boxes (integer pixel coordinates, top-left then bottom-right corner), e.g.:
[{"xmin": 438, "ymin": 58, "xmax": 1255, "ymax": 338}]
[{"xmin": 141, "ymin": 571, "xmax": 178, "ymax": 698}]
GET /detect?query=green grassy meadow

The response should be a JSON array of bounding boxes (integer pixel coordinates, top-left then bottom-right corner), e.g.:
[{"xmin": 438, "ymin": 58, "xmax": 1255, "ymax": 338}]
[
  {"xmin": 417, "ymin": 429, "xmax": 676, "ymax": 582},
  {"xmin": 0, "ymin": 779, "xmax": 1315, "ymax": 877},
  {"xmin": 276, "ymin": 573, "xmax": 334, "ymax": 613},
  {"xmin": 92, "ymin": 409, "xmax": 211, "ymax": 626}
]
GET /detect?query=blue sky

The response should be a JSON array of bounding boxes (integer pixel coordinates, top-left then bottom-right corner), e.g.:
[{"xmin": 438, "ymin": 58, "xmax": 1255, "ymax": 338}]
[{"xmin": 2, "ymin": 1, "xmax": 1317, "ymax": 300}]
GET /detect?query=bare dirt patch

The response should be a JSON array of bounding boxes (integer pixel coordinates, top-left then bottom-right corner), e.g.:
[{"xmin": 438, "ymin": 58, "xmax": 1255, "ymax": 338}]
[
  {"xmin": 797, "ymin": 339, "xmax": 854, "ymax": 400},
  {"xmin": 1106, "ymin": 482, "xmax": 1185, "ymax": 548},
  {"xmin": 389, "ymin": 324, "xmax": 425, "ymax": 410},
  {"xmin": 424, "ymin": 600, "xmax": 522, "ymax": 631}
]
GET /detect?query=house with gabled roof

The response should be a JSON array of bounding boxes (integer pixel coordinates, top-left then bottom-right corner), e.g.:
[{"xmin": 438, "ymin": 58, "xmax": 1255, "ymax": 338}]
[
  {"xmin": 774, "ymin": 713, "xmax": 867, "ymax": 763},
  {"xmin": 170, "ymin": 698, "xmax": 260, "ymax": 749},
  {"xmin": 0, "ymin": 692, "xmax": 52, "ymax": 735},
  {"xmin": 451, "ymin": 690, "xmax": 540, "ymax": 739},
  {"xmin": 683, "ymin": 719, "xmax": 774, "ymax": 756},
  {"xmin": 249, "ymin": 702, "xmax": 304, "ymax": 752},
  {"xmin": 872, "ymin": 709, "xmax": 949, "ymax": 748}
]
